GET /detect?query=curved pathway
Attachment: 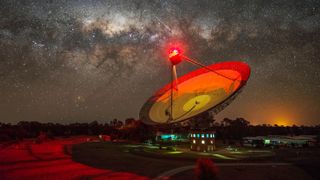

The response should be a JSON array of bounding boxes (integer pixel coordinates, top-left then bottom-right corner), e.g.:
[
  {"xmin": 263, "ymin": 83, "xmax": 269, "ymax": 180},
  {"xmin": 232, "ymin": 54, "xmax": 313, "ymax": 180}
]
[{"xmin": 154, "ymin": 162, "xmax": 292, "ymax": 180}]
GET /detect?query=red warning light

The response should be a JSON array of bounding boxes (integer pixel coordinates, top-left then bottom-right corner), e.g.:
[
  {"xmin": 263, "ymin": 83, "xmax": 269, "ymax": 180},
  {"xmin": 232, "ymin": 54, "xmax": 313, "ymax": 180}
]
[{"xmin": 169, "ymin": 48, "xmax": 182, "ymax": 65}]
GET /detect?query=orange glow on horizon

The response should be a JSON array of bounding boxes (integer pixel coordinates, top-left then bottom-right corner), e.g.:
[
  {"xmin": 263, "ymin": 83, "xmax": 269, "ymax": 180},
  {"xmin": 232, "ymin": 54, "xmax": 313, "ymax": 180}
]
[{"xmin": 273, "ymin": 117, "xmax": 295, "ymax": 126}]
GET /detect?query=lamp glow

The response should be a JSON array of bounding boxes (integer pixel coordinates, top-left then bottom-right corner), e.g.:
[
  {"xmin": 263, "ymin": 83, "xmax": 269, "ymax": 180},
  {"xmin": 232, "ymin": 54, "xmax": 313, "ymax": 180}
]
[{"xmin": 168, "ymin": 48, "xmax": 182, "ymax": 65}]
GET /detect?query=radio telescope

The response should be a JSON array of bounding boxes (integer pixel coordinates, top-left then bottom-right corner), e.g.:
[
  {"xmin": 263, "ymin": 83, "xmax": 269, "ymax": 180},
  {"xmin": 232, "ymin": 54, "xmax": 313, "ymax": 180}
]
[{"xmin": 140, "ymin": 48, "xmax": 250, "ymax": 125}]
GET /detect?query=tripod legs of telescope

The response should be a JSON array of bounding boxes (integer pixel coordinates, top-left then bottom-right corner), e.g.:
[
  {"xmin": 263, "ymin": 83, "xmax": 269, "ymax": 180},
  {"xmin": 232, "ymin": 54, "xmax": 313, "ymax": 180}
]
[
  {"xmin": 180, "ymin": 55, "xmax": 237, "ymax": 82},
  {"xmin": 167, "ymin": 65, "xmax": 175, "ymax": 148},
  {"xmin": 169, "ymin": 64, "xmax": 174, "ymax": 123},
  {"xmin": 168, "ymin": 64, "xmax": 178, "ymax": 123},
  {"xmin": 172, "ymin": 65, "xmax": 178, "ymax": 90}
]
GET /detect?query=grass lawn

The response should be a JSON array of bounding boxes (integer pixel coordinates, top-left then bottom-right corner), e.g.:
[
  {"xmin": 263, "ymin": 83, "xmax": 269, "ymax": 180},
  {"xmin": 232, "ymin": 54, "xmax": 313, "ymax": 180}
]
[
  {"xmin": 2, "ymin": 138, "xmax": 319, "ymax": 179},
  {"xmin": 132, "ymin": 144, "xmax": 275, "ymax": 162},
  {"xmin": 173, "ymin": 165, "xmax": 314, "ymax": 180},
  {"xmin": 72, "ymin": 142, "xmax": 320, "ymax": 179},
  {"xmin": 72, "ymin": 142, "xmax": 194, "ymax": 178}
]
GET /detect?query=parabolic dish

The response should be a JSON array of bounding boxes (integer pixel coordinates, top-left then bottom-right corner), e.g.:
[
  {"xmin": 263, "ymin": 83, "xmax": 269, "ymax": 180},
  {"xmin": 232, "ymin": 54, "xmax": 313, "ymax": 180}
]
[{"xmin": 139, "ymin": 61, "xmax": 251, "ymax": 125}]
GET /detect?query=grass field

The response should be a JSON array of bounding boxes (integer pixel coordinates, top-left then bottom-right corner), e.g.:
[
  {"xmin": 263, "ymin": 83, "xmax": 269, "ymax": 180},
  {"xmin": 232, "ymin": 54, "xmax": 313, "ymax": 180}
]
[
  {"xmin": 172, "ymin": 165, "xmax": 314, "ymax": 180},
  {"xmin": 73, "ymin": 141, "xmax": 320, "ymax": 179},
  {"xmin": 0, "ymin": 137, "xmax": 148, "ymax": 179},
  {"xmin": 132, "ymin": 144, "xmax": 276, "ymax": 162},
  {"xmin": 72, "ymin": 142, "xmax": 194, "ymax": 178},
  {"xmin": 1, "ymin": 137, "xmax": 319, "ymax": 179}
]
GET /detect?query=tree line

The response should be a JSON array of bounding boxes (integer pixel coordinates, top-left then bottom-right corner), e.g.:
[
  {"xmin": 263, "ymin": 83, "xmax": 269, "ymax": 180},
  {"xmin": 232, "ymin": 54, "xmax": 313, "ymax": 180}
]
[{"xmin": 0, "ymin": 117, "xmax": 319, "ymax": 143}]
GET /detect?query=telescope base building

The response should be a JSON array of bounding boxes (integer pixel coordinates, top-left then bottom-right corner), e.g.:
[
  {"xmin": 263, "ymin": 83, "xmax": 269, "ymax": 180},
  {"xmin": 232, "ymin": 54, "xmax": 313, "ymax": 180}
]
[{"xmin": 190, "ymin": 131, "xmax": 215, "ymax": 152}]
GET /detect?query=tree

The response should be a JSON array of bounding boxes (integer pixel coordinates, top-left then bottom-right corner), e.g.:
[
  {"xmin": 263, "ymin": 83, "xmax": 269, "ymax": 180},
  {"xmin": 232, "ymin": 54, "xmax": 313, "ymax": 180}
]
[{"xmin": 220, "ymin": 117, "xmax": 250, "ymax": 144}]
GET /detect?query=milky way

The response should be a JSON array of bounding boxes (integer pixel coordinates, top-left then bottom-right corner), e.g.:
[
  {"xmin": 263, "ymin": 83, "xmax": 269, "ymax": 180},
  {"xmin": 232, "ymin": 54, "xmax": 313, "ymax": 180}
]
[{"xmin": 0, "ymin": 0, "xmax": 319, "ymax": 125}]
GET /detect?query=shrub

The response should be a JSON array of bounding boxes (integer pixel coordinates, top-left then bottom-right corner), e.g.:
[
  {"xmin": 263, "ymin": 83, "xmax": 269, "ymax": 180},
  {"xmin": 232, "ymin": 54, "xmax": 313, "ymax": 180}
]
[{"xmin": 194, "ymin": 158, "xmax": 218, "ymax": 180}]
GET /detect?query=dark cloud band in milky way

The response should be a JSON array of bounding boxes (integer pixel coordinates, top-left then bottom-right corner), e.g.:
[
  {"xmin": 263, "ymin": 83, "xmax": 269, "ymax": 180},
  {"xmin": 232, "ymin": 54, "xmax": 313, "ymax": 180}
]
[{"xmin": 0, "ymin": 0, "xmax": 319, "ymax": 125}]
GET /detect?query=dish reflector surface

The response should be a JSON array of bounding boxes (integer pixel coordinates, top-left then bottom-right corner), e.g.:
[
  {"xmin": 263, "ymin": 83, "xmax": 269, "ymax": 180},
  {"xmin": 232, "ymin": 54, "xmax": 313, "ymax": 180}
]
[{"xmin": 140, "ymin": 61, "xmax": 250, "ymax": 124}]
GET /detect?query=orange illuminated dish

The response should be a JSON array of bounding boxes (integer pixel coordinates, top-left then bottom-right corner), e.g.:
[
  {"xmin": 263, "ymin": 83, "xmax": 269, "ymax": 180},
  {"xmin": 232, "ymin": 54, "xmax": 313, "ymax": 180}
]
[{"xmin": 140, "ymin": 61, "xmax": 250, "ymax": 124}]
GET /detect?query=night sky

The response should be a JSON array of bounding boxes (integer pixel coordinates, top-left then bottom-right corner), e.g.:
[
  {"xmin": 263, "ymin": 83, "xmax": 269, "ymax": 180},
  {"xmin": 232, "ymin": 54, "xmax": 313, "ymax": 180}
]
[{"xmin": 0, "ymin": 0, "xmax": 319, "ymax": 125}]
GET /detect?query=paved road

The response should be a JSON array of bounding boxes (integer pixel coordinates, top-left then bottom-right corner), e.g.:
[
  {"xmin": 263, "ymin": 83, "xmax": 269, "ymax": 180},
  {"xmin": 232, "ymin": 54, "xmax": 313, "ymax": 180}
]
[{"xmin": 154, "ymin": 162, "xmax": 292, "ymax": 180}]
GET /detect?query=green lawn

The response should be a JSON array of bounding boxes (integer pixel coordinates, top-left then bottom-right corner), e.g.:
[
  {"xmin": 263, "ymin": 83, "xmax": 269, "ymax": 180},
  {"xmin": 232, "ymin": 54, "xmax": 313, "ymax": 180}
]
[
  {"xmin": 72, "ymin": 142, "xmax": 320, "ymax": 179},
  {"xmin": 133, "ymin": 144, "xmax": 275, "ymax": 162},
  {"xmin": 72, "ymin": 142, "xmax": 194, "ymax": 178}
]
